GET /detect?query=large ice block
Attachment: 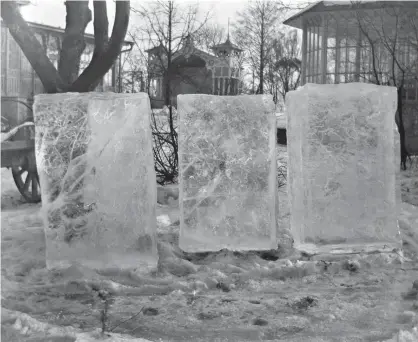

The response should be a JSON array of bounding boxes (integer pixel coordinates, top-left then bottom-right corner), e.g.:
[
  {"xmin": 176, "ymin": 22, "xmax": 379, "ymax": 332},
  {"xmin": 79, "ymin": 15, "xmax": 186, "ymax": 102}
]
[
  {"xmin": 34, "ymin": 93, "xmax": 158, "ymax": 271},
  {"xmin": 286, "ymin": 83, "xmax": 401, "ymax": 254},
  {"xmin": 178, "ymin": 95, "xmax": 277, "ymax": 252}
]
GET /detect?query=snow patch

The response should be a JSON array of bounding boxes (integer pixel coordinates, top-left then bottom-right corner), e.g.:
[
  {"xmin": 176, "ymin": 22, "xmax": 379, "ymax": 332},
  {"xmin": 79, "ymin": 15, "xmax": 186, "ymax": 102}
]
[{"xmin": 9, "ymin": 311, "xmax": 152, "ymax": 342}]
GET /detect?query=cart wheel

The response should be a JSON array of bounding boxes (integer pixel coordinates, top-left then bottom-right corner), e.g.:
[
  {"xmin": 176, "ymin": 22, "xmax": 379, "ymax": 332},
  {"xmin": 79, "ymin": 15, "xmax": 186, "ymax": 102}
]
[{"xmin": 11, "ymin": 153, "xmax": 41, "ymax": 203}]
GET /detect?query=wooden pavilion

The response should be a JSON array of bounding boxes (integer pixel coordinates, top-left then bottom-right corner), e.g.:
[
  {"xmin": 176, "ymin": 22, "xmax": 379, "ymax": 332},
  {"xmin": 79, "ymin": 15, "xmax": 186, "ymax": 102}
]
[{"xmin": 284, "ymin": 1, "xmax": 418, "ymax": 154}]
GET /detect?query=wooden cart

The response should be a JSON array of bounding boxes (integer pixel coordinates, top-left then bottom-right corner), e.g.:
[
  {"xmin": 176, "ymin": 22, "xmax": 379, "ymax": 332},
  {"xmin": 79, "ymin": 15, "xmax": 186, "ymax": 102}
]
[
  {"xmin": 1, "ymin": 139, "xmax": 41, "ymax": 203},
  {"xmin": 1, "ymin": 99, "xmax": 41, "ymax": 203}
]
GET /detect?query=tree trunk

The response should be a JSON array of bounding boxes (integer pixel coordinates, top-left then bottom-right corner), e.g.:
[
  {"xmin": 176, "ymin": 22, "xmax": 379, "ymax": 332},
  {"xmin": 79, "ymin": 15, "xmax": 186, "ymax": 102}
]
[
  {"xmin": 1, "ymin": 1, "xmax": 63, "ymax": 93},
  {"xmin": 396, "ymin": 87, "xmax": 409, "ymax": 170},
  {"xmin": 165, "ymin": 2, "xmax": 172, "ymax": 108},
  {"xmin": 69, "ymin": 1, "xmax": 130, "ymax": 92},
  {"xmin": 252, "ymin": 70, "xmax": 255, "ymax": 94},
  {"xmin": 166, "ymin": 1, "xmax": 178, "ymax": 181},
  {"xmin": 259, "ymin": 13, "xmax": 265, "ymax": 94},
  {"xmin": 87, "ymin": 0, "xmax": 110, "ymax": 91},
  {"xmin": 58, "ymin": 1, "xmax": 92, "ymax": 88},
  {"xmin": 1, "ymin": 1, "xmax": 130, "ymax": 94}
]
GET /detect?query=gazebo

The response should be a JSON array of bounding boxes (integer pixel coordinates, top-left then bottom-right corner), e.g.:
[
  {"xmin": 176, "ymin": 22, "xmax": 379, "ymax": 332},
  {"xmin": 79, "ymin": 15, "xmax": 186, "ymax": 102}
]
[
  {"xmin": 283, "ymin": 1, "xmax": 418, "ymax": 154},
  {"xmin": 146, "ymin": 34, "xmax": 243, "ymax": 108}
]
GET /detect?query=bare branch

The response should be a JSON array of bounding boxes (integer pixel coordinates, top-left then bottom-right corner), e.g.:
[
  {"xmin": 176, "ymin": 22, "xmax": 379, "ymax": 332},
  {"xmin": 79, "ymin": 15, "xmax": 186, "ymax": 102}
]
[
  {"xmin": 69, "ymin": 1, "xmax": 130, "ymax": 92},
  {"xmin": 59, "ymin": 1, "xmax": 92, "ymax": 87}
]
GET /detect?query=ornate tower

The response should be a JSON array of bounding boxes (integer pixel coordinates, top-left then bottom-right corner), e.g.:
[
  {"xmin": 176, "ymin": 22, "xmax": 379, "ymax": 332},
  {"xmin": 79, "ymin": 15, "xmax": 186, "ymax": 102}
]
[{"xmin": 210, "ymin": 21, "xmax": 243, "ymax": 95}]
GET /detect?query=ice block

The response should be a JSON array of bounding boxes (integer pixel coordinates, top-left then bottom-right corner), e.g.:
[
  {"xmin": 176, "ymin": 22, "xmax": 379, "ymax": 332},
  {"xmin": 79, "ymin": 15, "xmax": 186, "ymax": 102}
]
[
  {"xmin": 286, "ymin": 83, "xmax": 401, "ymax": 254},
  {"xmin": 34, "ymin": 93, "xmax": 158, "ymax": 271},
  {"xmin": 178, "ymin": 94, "xmax": 277, "ymax": 252}
]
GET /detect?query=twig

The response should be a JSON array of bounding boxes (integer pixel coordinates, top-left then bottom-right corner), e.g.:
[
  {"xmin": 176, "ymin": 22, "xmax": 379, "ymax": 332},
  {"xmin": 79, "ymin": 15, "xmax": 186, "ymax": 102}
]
[{"xmin": 109, "ymin": 306, "xmax": 144, "ymax": 332}]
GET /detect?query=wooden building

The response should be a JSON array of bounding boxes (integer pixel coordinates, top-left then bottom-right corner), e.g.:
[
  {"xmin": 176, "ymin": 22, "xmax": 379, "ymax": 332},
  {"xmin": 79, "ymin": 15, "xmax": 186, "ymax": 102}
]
[
  {"xmin": 284, "ymin": 1, "xmax": 418, "ymax": 154},
  {"xmin": 146, "ymin": 34, "xmax": 243, "ymax": 108},
  {"xmin": 1, "ymin": 19, "xmax": 132, "ymax": 138}
]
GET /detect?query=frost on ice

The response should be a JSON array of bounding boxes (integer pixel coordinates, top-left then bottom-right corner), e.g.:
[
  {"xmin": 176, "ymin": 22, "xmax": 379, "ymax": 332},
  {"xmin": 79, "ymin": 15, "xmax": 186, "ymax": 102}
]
[
  {"xmin": 178, "ymin": 94, "xmax": 277, "ymax": 252},
  {"xmin": 34, "ymin": 93, "xmax": 158, "ymax": 271},
  {"xmin": 286, "ymin": 83, "xmax": 401, "ymax": 254}
]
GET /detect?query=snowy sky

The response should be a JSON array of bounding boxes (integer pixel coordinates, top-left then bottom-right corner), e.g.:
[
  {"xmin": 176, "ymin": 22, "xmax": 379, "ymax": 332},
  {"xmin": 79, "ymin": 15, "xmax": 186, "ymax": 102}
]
[{"xmin": 20, "ymin": 0, "xmax": 313, "ymax": 36}]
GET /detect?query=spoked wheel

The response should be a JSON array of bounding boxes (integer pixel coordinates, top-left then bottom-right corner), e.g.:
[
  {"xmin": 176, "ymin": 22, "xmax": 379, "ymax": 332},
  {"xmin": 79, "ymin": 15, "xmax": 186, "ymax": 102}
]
[{"xmin": 11, "ymin": 152, "xmax": 41, "ymax": 203}]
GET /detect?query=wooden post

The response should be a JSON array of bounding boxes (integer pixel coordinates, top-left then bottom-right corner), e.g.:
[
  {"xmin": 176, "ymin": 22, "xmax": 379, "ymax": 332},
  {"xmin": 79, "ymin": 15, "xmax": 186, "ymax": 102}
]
[
  {"xmin": 355, "ymin": 26, "xmax": 361, "ymax": 82},
  {"xmin": 312, "ymin": 24, "xmax": 316, "ymax": 83},
  {"xmin": 111, "ymin": 62, "xmax": 117, "ymax": 92},
  {"xmin": 212, "ymin": 73, "xmax": 215, "ymax": 94},
  {"xmin": 345, "ymin": 30, "xmax": 349, "ymax": 82},
  {"xmin": 335, "ymin": 19, "xmax": 340, "ymax": 84},
  {"xmin": 5, "ymin": 26, "xmax": 9, "ymax": 96},
  {"xmin": 301, "ymin": 18, "xmax": 308, "ymax": 85},
  {"xmin": 321, "ymin": 14, "xmax": 328, "ymax": 84},
  {"xmin": 316, "ymin": 25, "xmax": 321, "ymax": 83}
]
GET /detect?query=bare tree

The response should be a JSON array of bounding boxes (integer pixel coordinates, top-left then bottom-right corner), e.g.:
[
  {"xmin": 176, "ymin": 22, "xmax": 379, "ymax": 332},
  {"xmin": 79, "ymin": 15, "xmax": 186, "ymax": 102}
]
[
  {"xmin": 118, "ymin": 51, "xmax": 146, "ymax": 93},
  {"xmin": 194, "ymin": 23, "xmax": 226, "ymax": 53},
  {"xmin": 1, "ymin": 1, "xmax": 130, "ymax": 93},
  {"xmin": 271, "ymin": 29, "xmax": 301, "ymax": 102},
  {"xmin": 233, "ymin": 0, "xmax": 284, "ymax": 94},
  {"xmin": 352, "ymin": 1, "xmax": 418, "ymax": 170},
  {"xmin": 130, "ymin": 0, "xmax": 211, "ymax": 184}
]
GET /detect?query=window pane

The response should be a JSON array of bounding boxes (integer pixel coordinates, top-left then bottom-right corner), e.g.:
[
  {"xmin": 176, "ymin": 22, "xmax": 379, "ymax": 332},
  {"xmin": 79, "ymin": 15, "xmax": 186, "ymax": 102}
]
[
  {"xmin": 326, "ymin": 74, "xmax": 335, "ymax": 84},
  {"xmin": 327, "ymin": 37, "xmax": 336, "ymax": 48},
  {"xmin": 80, "ymin": 44, "xmax": 93, "ymax": 74},
  {"xmin": 222, "ymin": 67, "xmax": 229, "ymax": 77},
  {"xmin": 407, "ymin": 80, "xmax": 416, "ymax": 101},
  {"xmin": 21, "ymin": 52, "xmax": 32, "ymax": 72},
  {"xmin": 327, "ymin": 48, "xmax": 336, "ymax": 74},
  {"xmin": 347, "ymin": 47, "xmax": 357, "ymax": 74},
  {"xmin": 225, "ymin": 78, "xmax": 230, "ymax": 95},
  {"xmin": 360, "ymin": 45, "xmax": 370, "ymax": 74},
  {"xmin": 359, "ymin": 73, "xmax": 368, "ymax": 82},
  {"xmin": 47, "ymin": 36, "xmax": 60, "ymax": 70},
  {"xmin": 379, "ymin": 44, "xmax": 389, "ymax": 73},
  {"xmin": 347, "ymin": 37, "xmax": 357, "ymax": 47},
  {"xmin": 346, "ymin": 74, "xmax": 356, "ymax": 83},
  {"xmin": 8, "ymin": 38, "xmax": 20, "ymax": 69},
  {"xmin": 230, "ymin": 79, "xmax": 236, "ymax": 94},
  {"xmin": 339, "ymin": 47, "xmax": 347, "ymax": 74},
  {"xmin": 34, "ymin": 33, "xmax": 44, "ymax": 50},
  {"xmin": 312, "ymin": 27, "xmax": 317, "ymax": 52},
  {"xmin": 397, "ymin": 41, "xmax": 406, "ymax": 66},
  {"xmin": 306, "ymin": 52, "xmax": 311, "ymax": 76},
  {"xmin": 311, "ymin": 47, "xmax": 316, "ymax": 74},
  {"xmin": 307, "ymin": 27, "xmax": 312, "ymax": 53},
  {"xmin": 316, "ymin": 48, "xmax": 321, "ymax": 77},
  {"xmin": 318, "ymin": 30, "xmax": 322, "ymax": 51}
]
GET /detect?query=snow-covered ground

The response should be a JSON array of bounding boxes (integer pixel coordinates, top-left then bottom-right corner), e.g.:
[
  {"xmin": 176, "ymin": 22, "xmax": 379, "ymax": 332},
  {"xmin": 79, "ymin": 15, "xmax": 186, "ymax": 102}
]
[{"xmin": 2, "ymin": 157, "xmax": 418, "ymax": 341}]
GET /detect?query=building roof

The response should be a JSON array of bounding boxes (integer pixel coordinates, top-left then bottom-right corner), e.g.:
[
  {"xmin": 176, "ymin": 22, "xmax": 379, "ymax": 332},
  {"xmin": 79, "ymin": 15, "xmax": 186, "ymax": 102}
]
[
  {"xmin": 283, "ymin": 1, "xmax": 418, "ymax": 29},
  {"xmin": 1, "ymin": 20, "xmax": 133, "ymax": 46},
  {"xmin": 211, "ymin": 37, "xmax": 243, "ymax": 53},
  {"xmin": 145, "ymin": 34, "xmax": 218, "ymax": 63},
  {"xmin": 145, "ymin": 43, "xmax": 165, "ymax": 54},
  {"xmin": 16, "ymin": 0, "xmax": 31, "ymax": 6}
]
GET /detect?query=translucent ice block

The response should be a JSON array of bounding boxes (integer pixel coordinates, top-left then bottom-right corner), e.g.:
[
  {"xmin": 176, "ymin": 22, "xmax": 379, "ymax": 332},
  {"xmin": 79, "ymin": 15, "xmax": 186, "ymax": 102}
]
[
  {"xmin": 286, "ymin": 83, "xmax": 401, "ymax": 255},
  {"xmin": 34, "ymin": 93, "xmax": 158, "ymax": 271},
  {"xmin": 178, "ymin": 95, "xmax": 277, "ymax": 252}
]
